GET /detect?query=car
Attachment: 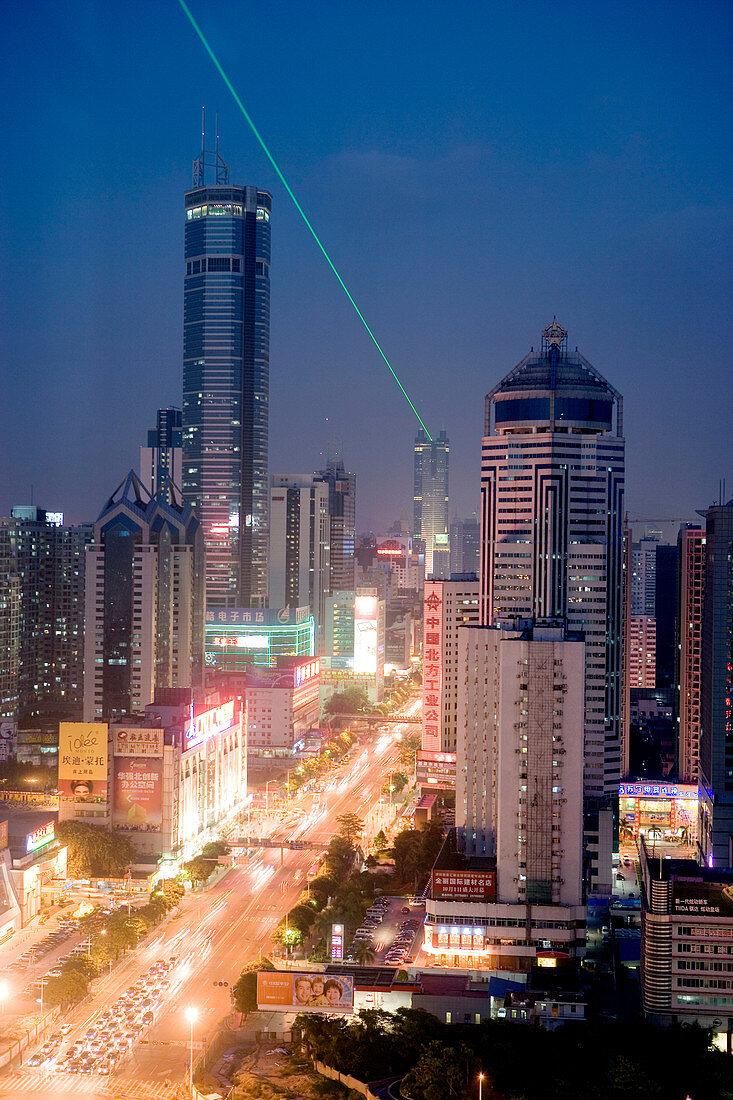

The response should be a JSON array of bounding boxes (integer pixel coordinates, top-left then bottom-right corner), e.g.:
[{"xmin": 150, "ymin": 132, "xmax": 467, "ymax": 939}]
[
  {"xmin": 401, "ymin": 906, "xmax": 410, "ymax": 914},
  {"xmin": 27, "ymin": 1054, "xmax": 44, "ymax": 1067},
  {"xmin": 98, "ymin": 1062, "xmax": 111, "ymax": 1076},
  {"xmin": 616, "ymin": 873, "xmax": 625, "ymax": 881},
  {"xmin": 67, "ymin": 1061, "xmax": 82, "ymax": 1073},
  {"xmin": 80, "ymin": 1061, "xmax": 94, "ymax": 1074},
  {"xmin": 58, "ymin": 1023, "xmax": 72, "ymax": 1037}
]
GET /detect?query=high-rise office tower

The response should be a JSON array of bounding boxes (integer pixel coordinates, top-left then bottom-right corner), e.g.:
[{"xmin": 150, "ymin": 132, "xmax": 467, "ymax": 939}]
[
  {"xmin": 457, "ymin": 622, "xmax": 585, "ymax": 905},
  {"xmin": 316, "ymin": 445, "xmax": 356, "ymax": 592},
  {"xmin": 182, "ymin": 127, "xmax": 271, "ymax": 608},
  {"xmin": 699, "ymin": 497, "xmax": 733, "ymax": 866},
  {"xmin": 0, "ymin": 519, "xmax": 20, "ymax": 721},
  {"xmin": 269, "ymin": 475, "xmax": 331, "ymax": 652},
  {"xmin": 676, "ymin": 525, "xmax": 705, "ymax": 784},
  {"xmin": 84, "ymin": 472, "xmax": 204, "ymax": 721},
  {"xmin": 654, "ymin": 543, "xmax": 678, "ymax": 690},
  {"xmin": 414, "ymin": 428, "xmax": 449, "ymax": 576},
  {"xmin": 631, "ymin": 537, "xmax": 659, "ymax": 616},
  {"xmin": 481, "ymin": 321, "xmax": 625, "ymax": 800},
  {"xmin": 140, "ymin": 407, "xmax": 182, "ymax": 496},
  {"xmin": 8, "ymin": 506, "xmax": 92, "ymax": 727},
  {"xmin": 449, "ymin": 516, "xmax": 480, "ymax": 577}
]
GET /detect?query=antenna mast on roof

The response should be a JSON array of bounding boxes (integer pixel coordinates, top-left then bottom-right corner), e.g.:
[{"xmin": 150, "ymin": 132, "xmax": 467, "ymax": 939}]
[{"xmin": 192, "ymin": 108, "xmax": 230, "ymax": 188}]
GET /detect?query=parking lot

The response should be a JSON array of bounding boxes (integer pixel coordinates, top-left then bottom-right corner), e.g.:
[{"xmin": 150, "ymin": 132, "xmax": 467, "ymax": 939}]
[{"xmin": 344, "ymin": 895, "xmax": 425, "ymax": 969}]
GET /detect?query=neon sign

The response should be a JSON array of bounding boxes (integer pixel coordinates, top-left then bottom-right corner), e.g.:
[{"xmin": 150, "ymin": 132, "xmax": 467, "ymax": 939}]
[
  {"xmin": 188, "ymin": 700, "xmax": 236, "ymax": 746},
  {"xmin": 26, "ymin": 821, "xmax": 55, "ymax": 854}
]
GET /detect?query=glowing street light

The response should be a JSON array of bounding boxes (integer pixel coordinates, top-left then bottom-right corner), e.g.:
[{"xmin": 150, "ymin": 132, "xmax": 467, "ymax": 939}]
[
  {"xmin": 186, "ymin": 1006, "xmax": 198, "ymax": 1096},
  {"xmin": 0, "ymin": 978, "xmax": 9, "ymax": 1016},
  {"xmin": 478, "ymin": 1072, "xmax": 485, "ymax": 1100}
]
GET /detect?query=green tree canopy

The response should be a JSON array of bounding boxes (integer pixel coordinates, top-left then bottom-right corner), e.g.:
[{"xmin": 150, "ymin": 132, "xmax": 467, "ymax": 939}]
[
  {"xmin": 335, "ymin": 812, "xmax": 364, "ymax": 846},
  {"xmin": 56, "ymin": 821, "xmax": 135, "ymax": 878},
  {"xmin": 324, "ymin": 687, "xmax": 370, "ymax": 716}
]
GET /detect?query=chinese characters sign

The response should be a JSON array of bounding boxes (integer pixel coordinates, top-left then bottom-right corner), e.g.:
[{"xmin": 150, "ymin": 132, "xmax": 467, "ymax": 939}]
[
  {"xmin": 431, "ymin": 868, "xmax": 496, "ymax": 901},
  {"xmin": 416, "ymin": 749, "xmax": 456, "ymax": 791},
  {"xmin": 422, "ymin": 582, "xmax": 443, "ymax": 752},
  {"xmin": 113, "ymin": 726, "xmax": 164, "ymax": 757},
  {"xmin": 113, "ymin": 757, "xmax": 163, "ymax": 832},
  {"xmin": 59, "ymin": 723, "xmax": 108, "ymax": 799}
]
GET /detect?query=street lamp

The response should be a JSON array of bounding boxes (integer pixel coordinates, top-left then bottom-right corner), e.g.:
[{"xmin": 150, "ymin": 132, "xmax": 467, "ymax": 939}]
[
  {"xmin": 478, "ymin": 1072, "xmax": 485, "ymax": 1100},
  {"xmin": 186, "ymin": 1006, "xmax": 198, "ymax": 1096}
]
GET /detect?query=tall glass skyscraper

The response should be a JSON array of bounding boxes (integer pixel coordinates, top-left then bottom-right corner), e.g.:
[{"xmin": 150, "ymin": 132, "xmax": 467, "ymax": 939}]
[
  {"xmin": 182, "ymin": 137, "xmax": 271, "ymax": 608},
  {"xmin": 413, "ymin": 428, "xmax": 449, "ymax": 576},
  {"xmin": 480, "ymin": 321, "xmax": 625, "ymax": 800}
]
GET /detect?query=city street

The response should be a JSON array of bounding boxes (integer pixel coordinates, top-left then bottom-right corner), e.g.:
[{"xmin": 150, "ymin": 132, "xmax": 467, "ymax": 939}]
[{"xmin": 0, "ymin": 725, "xmax": 407, "ymax": 1098}]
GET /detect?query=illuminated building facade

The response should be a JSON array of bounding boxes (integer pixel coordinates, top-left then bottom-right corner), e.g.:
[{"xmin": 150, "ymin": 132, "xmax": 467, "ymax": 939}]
[
  {"xmin": 699, "ymin": 497, "xmax": 733, "ymax": 867},
  {"xmin": 317, "ymin": 447, "xmax": 356, "ymax": 592},
  {"xmin": 0, "ymin": 519, "xmax": 20, "ymax": 721},
  {"xmin": 481, "ymin": 321, "xmax": 625, "ymax": 800},
  {"xmin": 414, "ymin": 428, "xmax": 449, "ymax": 576},
  {"xmin": 618, "ymin": 781, "xmax": 699, "ymax": 847},
  {"xmin": 677, "ymin": 525, "xmax": 705, "ymax": 783},
  {"xmin": 421, "ymin": 576, "xmax": 480, "ymax": 755},
  {"xmin": 4, "ymin": 507, "xmax": 92, "ymax": 727},
  {"xmin": 109, "ymin": 695, "xmax": 245, "ymax": 865},
  {"xmin": 182, "ymin": 135, "xmax": 271, "ymax": 608},
  {"xmin": 83, "ymin": 472, "xmax": 204, "ymax": 721},
  {"xmin": 204, "ymin": 605, "xmax": 314, "ymax": 670},
  {"xmin": 140, "ymin": 407, "xmax": 182, "ymax": 497},
  {"xmin": 629, "ymin": 615, "xmax": 656, "ymax": 688},
  {"xmin": 640, "ymin": 841, "xmax": 733, "ymax": 1035},
  {"xmin": 245, "ymin": 656, "xmax": 320, "ymax": 755},
  {"xmin": 353, "ymin": 588, "xmax": 385, "ymax": 702},
  {"xmin": 449, "ymin": 517, "xmax": 480, "ymax": 577}
]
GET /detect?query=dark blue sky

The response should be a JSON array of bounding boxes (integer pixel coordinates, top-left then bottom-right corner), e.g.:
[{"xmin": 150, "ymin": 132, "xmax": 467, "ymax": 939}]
[{"xmin": 1, "ymin": 0, "xmax": 731, "ymax": 533}]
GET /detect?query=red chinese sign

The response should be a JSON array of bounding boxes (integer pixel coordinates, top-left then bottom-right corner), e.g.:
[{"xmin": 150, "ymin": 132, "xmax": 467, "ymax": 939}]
[
  {"xmin": 431, "ymin": 869, "xmax": 496, "ymax": 901},
  {"xmin": 422, "ymin": 582, "xmax": 443, "ymax": 752}
]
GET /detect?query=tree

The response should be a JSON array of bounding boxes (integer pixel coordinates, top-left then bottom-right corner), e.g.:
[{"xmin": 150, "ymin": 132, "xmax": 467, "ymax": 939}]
[
  {"xmin": 201, "ymin": 840, "xmax": 230, "ymax": 859},
  {"xmin": 324, "ymin": 687, "xmax": 370, "ymax": 717},
  {"xmin": 350, "ymin": 938, "xmax": 375, "ymax": 966},
  {"xmin": 402, "ymin": 1041, "xmax": 476, "ymax": 1100},
  {"xmin": 182, "ymin": 855, "xmax": 214, "ymax": 887},
  {"xmin": 324, "ymin": 835, "xmax": 356, "ymax": 881},
  {"xmin": 232, "ymin": 956, "xmax": 274, "ymax": 1015},
  {"xmin": 335, "ymin": 812, "xmax": 364, "ymax": 846},
  {"xmin": 55, "ymin": 821, "xmax": 135, "ymax": 878},
  {"xmin": 373, "ymin": 829, "xmax": 387, "ymax": 851},
  {"xmin": 44, "ymin": 968, "xmax": 89, "ymax": 1009}
]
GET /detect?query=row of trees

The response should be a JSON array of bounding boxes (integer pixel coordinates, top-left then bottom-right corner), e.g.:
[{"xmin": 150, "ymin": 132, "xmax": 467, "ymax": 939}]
[
  {"xmin": 297, "ymin": 1009, "xmax": 733, "ymax": 1100},
  {"xmin": 43, "ymin": 882, "xmax": 185, "ymax": 1009}
]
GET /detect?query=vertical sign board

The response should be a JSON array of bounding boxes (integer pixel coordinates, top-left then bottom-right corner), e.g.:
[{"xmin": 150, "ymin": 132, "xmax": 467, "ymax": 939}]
[
  {"xmin": 113, "ymin": 758, "xmax": 163, "ymax": 832},
  {"xmin": 354, "ymin": 594, "xmax": 378, "ymax": 674},
  {"xmin": 422, "ymin": 582, "xmax": 443, "ymax": 752},
  {"xmin": 331, "ymin": 923, "xmax": 343, "ymax": 961}
]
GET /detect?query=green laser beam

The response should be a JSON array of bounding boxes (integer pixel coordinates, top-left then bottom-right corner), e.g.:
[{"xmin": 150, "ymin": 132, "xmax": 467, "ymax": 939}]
[{"xmin": 178, "ymin": 0, "xmax": 432, "ymax": 440}]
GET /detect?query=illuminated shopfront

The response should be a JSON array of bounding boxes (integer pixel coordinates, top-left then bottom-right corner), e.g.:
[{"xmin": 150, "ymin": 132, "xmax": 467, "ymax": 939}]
[{"xmin": 618, "ymin": 782, "xmax": 699, "ymax": 845}]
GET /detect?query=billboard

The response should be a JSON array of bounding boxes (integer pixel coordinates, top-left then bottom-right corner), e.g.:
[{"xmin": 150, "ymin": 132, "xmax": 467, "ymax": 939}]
[
  {"xmin": 431, "ymin": 868, "xmax": 496, "ymax": 901},
  {"xmin": 113, "ymin": 757, "xmax": 163, "ymax": 832},
  {"xmin": 0, "ymin": 819, "xmax": 7, "ymax": 850},
  {"xmin": 257, "ymin": 970, "xmax": 354, "ymax": 1014},
  {"xmin": 422, "ymin": 583, "xmax": 443, "ymax": 752},
  {"xmin": 26, "ymin": 821, "xmax": 55, "ymax": 854},
  {"xmin": 188, "ymin": 700, "xmax": 236, "ymax": 748},
  {"xmin": 417, "ymin": 749, "xmax": 456, "ymax": 791},
  {"xmin": 59, "ymin": 723, "xmax": 108, "ymax": 799},
  {"xmin": 354, "ymin": 594, "xmax": 378, "ymax": 675},
  {"xmin": 113, "ymin": 726, "xmax": 164, "ymax": 757},
  {"xmin": 672, "ymin": 881, "xmax": 733, "ymax": 918}
]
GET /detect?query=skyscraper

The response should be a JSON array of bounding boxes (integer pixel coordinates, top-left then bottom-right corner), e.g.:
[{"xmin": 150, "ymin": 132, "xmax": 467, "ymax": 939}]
[
  {"xmin": 449, "ymin": 516, "xmax": 480, "ymax": 577},
  {"xmin": 83, "ymin": 472, "xmax": 204, "ymax": 721},
  {"xmin": 182, "ymin": 130, "xmax": 271, "ymax": 608},
  {"xmin": 699, "ymin": 497, "xmax": 733, "ymax": 866},
  {"xmin": 0, "ymin": 519, "xmax": 20, "ymax": 721},
  {"xmin": 480, "ymin": 321, "xmax": 625, "ymax": 800},
  {"xmin": 140, "ymin": 407, "xmax": 182, "ymax": 497},
  {"xmin": 414, "ymin": 428, "xmax": 449, "ymax": 576},
  {"xmin": 676, "ymin": 524, "xmax": 705, "ymax": 783},
  {"xmin": 269, "ymin": 475, "xmax": 331, "ymax": 652},
  {"xmin": 9, "ymin": 506, "xmax": 92, "ymax": 726},
  {"xmin": 316, "ymin": 445, "xmax": 356, "ymax": 593}
]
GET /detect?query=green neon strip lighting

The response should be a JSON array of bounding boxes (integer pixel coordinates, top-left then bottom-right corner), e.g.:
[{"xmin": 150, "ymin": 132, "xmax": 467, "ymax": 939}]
[{"xmin": 178, "ymin": 0, "xmax": 432, "ymax": 440}]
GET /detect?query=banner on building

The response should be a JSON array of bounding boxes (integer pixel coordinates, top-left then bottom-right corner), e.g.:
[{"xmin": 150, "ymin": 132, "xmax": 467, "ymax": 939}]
[
  {"xmin": 431, "ymin": 868, "xmax": 496, "ymax": 901},
  {"xmin": 417, "ymin": 749, "xmax": 456, "ymax": 791},
  {"xmin": 113, "ymin": 726, "xmax": 164, "ymax": 757},
  {"xmin": 59, "ymin": 723, "xmax": 108, "ymax": 799},
  {"xmin": 354, "ymin": 593, "xmax": 378, "ymax": 675},
  {"xmin": 113, "ymin": 757, "xmax": 163, "ymax": 832},
  {"xmin": 672, "ymin": 881, "xmax": 733, "ymax": 918},
  {"xmin": 257, "ymin": 970, "xmax": 354, "ymax": 1014},
  {"xmin": 422, "ymin": 583, "xmax": 443, "ymax": 752}
]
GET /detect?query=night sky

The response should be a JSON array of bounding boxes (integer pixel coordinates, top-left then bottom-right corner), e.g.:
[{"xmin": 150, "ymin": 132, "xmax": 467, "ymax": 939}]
[{"xmin": 1, "ymin": 0, "xmax": 731, "ymax": 534}]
